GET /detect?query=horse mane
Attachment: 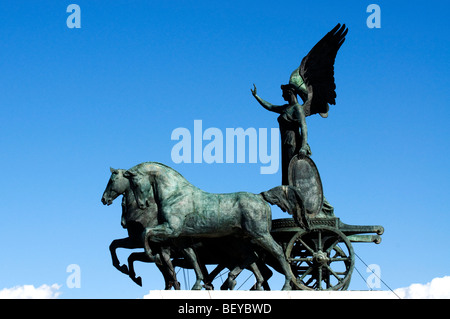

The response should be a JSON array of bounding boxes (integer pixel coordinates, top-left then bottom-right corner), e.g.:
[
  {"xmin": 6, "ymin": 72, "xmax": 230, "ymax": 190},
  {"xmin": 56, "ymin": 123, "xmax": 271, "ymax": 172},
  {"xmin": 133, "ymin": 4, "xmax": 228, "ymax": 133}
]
[{"xmin": 130, "ymin": 162, "xmax": 191, "ymax": 186}]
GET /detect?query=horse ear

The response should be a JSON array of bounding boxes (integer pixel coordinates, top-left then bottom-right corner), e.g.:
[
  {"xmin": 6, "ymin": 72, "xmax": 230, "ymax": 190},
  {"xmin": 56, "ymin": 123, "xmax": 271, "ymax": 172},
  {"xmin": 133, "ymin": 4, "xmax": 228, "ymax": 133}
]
[
  {"xmin": 123, "ymin": 170, "xmax": 136, "ymax": 178},
  {"xmin": 110, "ymin": 167, "xmax": 117, "ymax": 174}
]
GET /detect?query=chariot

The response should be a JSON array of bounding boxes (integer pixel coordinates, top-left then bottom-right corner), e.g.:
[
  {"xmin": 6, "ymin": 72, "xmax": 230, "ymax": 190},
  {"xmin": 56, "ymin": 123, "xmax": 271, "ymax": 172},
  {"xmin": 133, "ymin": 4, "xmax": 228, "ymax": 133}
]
[
  {"xmin": 270, "ymin": 216, "xmax": 383, "ymax": 291},
  {"xmin": 263, "ymin": 154, "xmax": 384, "ymax": 291}
]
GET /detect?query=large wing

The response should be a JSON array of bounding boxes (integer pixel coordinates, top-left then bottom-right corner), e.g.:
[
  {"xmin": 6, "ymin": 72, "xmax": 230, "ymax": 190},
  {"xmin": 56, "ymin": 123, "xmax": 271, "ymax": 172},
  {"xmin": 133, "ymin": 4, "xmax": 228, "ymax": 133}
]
[{"xmin": 299, "ymin": 23, "xmax": 348, "ymax": 117}]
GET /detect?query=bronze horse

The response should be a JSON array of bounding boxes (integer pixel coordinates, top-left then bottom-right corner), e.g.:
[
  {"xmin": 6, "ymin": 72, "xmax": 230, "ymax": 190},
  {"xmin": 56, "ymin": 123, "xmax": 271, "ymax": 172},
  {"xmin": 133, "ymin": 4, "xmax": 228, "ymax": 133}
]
[
  {"xmin": 123, "ymin": 162, "xmax": 305, "ymax": 290},
  {"xmin": 102, "ymin": 167, "xmax": 271, "ymax": 289}
]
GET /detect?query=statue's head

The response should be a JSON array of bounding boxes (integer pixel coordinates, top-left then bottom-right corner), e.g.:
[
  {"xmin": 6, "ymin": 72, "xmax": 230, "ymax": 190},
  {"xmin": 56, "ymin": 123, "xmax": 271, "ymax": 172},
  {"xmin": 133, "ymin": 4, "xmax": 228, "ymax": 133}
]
[
  {"xmin": 281, "ymin": 84, "xmax": 299, "ymax": 102},
  {"xmin": 286, "ymin": 67, "xmax": 308, "ymax": 103}
]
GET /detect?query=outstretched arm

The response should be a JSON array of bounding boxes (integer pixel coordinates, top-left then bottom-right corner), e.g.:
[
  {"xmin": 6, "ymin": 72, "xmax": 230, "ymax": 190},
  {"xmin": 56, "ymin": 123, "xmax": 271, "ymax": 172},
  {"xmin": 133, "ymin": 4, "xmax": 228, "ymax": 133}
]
[{"xmin": 251, "ymin": 84, "xmax": 286, "ymax": 114}]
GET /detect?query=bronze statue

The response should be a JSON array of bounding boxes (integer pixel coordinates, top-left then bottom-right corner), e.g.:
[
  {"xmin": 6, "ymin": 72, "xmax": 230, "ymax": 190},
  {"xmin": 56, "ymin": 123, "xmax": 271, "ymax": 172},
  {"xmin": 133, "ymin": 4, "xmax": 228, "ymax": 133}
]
[
  {"xmin": 251, "ymin": 23, "xmax": 348, "ymax": 186},
  {"xmin": 102, "ymin": 23, "xmax": 385, "ymax": 291}
]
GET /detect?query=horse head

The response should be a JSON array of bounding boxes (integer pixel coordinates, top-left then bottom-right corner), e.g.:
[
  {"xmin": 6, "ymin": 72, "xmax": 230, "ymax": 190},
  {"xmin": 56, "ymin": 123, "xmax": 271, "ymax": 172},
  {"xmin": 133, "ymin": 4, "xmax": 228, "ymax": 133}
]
[
  {"xmin": 101, "ymin": 167, "xmax": 130, "ymax": 206},
  {"xmin": 123, "ymin": 168, "xmax": 154, "ymax": 210},
  {"xmin": 123, "ymin": 162, "xmax": 190, "ymax": 210}
]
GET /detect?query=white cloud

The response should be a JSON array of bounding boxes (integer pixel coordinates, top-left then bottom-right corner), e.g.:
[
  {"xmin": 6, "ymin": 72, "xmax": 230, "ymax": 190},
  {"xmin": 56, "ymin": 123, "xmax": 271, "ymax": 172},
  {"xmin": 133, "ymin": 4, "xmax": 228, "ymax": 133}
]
[
  {"xmin": 0, "ymin": 284, "xmax": 62, "ymax": 299},
  {"xmin": 394, "ymin": 276, "xmax": 450, "ymax": 299}
]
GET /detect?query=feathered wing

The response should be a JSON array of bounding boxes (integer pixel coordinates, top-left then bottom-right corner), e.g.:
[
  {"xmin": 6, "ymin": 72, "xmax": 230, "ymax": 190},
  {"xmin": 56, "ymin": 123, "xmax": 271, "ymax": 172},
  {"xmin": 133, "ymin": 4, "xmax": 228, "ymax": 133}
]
[{"xmin": 298, "ymin": 23, "xmax": 348, "ymax": 117}]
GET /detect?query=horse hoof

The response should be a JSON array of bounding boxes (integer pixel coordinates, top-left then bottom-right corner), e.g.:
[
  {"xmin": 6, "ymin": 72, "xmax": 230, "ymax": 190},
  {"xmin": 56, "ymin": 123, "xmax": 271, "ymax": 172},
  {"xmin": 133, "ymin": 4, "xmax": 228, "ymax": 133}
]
[
  {"xmin": 132, "ymin": 276, "xmax": 142, "ymax": 287},
  {"xmin": 117, "ymin": 264, "xmax": 129, "ymax": 275},
  {"xmin": 221, "ymin": 279, "xmax": 236, "ymax": 290},
  {"xmin": 192, "ymin": 283, "xmax": 203, "ymax": 290},
  {"xmin": 281, "ymin": 283, "xmax": 292, "ymax": 291},
  {"xmin": 251, "ymin": 284, "xmax": 263, "ymax": 291}
]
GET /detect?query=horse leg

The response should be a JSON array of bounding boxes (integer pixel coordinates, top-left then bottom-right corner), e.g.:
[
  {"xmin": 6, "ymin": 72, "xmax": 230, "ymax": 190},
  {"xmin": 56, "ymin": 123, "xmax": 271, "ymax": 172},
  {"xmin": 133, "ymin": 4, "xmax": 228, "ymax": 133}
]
[
  {"xmin": 257, "ymin": 260, "xmax": 273, "ymax": 291},
  {"xmin": 109, "ymin": 237, "xmax": 141, "ymax": 275},
  {"xmin": 154, "ymin": 259, "xmax": 179, "ymax": 291},
  {"xmin": 156, "ymin": 263, "xmax": 176, "ymax": 290},
  {"xmin": 181, "ymin": 247, "xmax": 204, "ymax": 290},
  {"xmin": 247, "ymin": 262, "xmax": 264, "ymax": 291},
  {"xmin": 204, "ymin": 264, "xmax": 226, "ymax": 290},
  {"xmin": 144, "ymin": 223, "xmax": 180, "ymax": 244},
  {"xmin": 198, "ymin": 258, "xmax": 211, "ymax": 290},
  {"xmin": 237, "ymin": 248, "xmax": 265, "ymax": 291},
  {"xmin": 222, "ymin": 262, "xmax": 264, "ymax": 291},
  {"xmin": 220, "ymin": 249, "xmax": 260, "ymax": 291},
  {"xmin": 127, "ymin": 248, "xmax": 180, "ymax": 289},
  {"xmin": 221, "ymin": 265, "xmax": 243, "ymax": 290},
  {"xmin": 159, "ymin": 246, "xmax": 181, "ymax": 290},
  {"xmin": 143, "ymin": 224, "xmax": 179, "ymax": 262},
  {"xmin": 252, "ymin": 234, "xmax": 294, "ymax": 290},
  {"xmin": 127, "ymin": 252, "xmax": 148, "ymax": 286}
]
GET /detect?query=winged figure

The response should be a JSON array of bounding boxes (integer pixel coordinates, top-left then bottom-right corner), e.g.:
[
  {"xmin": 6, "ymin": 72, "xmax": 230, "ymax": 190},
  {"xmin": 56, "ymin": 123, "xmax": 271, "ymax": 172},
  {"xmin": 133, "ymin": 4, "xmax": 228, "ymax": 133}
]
[{"xmin": 251, "ymin": 23, "xmax": 348, "ymax": 186}]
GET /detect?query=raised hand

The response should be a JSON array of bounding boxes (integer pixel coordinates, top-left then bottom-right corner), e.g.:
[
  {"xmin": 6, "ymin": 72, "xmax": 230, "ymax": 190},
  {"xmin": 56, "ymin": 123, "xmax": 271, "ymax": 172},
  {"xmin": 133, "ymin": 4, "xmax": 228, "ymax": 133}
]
[{"xmin": 251, "ymin": 84, "xmax": 257, "ymax": 96}]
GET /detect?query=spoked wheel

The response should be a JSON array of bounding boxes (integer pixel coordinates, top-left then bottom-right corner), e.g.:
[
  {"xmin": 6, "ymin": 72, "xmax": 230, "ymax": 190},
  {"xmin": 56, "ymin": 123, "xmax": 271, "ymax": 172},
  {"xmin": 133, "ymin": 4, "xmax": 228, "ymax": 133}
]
[{"xmin": 285, "ymin": 226, "xmax": 354, "ymax": 290}]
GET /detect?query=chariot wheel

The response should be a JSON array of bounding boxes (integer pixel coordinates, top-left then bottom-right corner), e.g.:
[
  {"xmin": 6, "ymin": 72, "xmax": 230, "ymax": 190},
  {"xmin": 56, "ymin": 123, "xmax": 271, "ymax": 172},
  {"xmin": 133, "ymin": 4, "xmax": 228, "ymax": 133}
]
[{"xmin": 285, "ymin": 225, "xmax": 354, "ymax": 290}]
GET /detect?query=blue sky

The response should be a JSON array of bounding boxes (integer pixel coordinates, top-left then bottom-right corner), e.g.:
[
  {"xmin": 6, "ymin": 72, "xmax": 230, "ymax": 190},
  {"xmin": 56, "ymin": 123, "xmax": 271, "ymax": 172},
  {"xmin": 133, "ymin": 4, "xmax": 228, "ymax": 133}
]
[{"xmin": 1, "ymin": 1, "xmax": 449, "ymax": 298}]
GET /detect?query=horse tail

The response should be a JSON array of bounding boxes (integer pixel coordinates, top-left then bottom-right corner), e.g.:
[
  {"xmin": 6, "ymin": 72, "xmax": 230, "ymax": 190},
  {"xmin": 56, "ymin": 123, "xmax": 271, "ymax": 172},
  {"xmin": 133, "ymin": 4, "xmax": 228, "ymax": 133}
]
[{"xmin": 260, "ymin": 185, "xmax": 310, "ymax": 230}]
